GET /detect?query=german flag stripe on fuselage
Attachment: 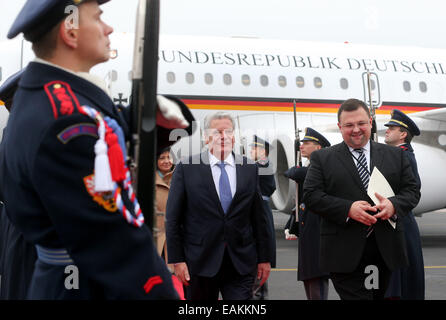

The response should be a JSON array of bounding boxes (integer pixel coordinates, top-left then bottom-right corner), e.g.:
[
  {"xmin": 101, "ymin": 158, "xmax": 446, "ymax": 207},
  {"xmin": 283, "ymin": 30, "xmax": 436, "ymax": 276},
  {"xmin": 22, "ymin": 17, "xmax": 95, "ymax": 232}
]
[{"xmin": 175, "ymin": 95, "xmax": 445, "ymax": 114}]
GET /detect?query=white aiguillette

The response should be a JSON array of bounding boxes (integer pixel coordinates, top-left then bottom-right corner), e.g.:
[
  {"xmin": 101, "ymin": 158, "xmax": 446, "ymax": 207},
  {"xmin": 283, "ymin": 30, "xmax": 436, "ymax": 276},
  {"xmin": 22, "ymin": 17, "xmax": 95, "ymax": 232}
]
[{"xmin": 367, "ymin": 167, "xmax": 397, "ymax": 229}]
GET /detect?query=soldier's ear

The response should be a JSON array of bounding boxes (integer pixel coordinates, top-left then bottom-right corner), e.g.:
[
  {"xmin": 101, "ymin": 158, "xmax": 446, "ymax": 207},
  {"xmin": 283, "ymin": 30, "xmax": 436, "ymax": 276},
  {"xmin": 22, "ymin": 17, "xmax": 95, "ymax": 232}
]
[
  {"xmin": 59, "ymin": 21, "xmax": 78, "ymax": 49},
  {"xmin": 400, "ymin": 129, "xmax": 408, "ymax": 140}
]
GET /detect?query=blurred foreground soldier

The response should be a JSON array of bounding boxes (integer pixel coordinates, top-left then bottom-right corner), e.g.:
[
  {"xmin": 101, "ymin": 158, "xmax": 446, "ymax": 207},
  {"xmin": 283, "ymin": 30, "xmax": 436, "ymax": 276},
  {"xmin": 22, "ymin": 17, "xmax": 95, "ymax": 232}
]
[
  {"xmin": 303, "ymin": 99, "xmax": 420, "ymax": 300},
  {"xmin": 249, "ymin": 135, "xmax": 276, "ymax": 300},
  {"xmin": 384, "ymin": 109, "xmax": 425, "ymax": 300},
  {"xmin": 284, "ymin": 128, "xmax": 330, "ymax": 300},
  {"xmin": 0, "ymin": 70, "xmax": 38, "ymax": 300},
  {"xmin": 0, "ymin": 0, "xmax": 193, "ymax": 299},
  {"xmin": 166, "ymin": 112, "xmax": 272, "ymax": 300}
]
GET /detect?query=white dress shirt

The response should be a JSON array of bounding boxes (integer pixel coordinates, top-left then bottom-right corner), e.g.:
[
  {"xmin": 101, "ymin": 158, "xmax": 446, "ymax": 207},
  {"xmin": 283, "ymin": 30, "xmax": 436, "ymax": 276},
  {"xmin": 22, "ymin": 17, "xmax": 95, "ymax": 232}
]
[
  {"xmin": 346, "ymin": 141, "xmax": 371, "ymax": 223},
  {"xmin": 209, "ymin": 151, "xmax": 237, "ymax": 200}
]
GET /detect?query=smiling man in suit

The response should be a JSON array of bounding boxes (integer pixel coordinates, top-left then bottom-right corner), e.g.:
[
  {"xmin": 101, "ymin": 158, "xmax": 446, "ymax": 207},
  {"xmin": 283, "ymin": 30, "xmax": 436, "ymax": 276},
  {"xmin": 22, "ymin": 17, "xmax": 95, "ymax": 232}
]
[
  {"xmin": 303, "ymin": 98, "xmax": 420, "ymax": 300},
  {"xmin": 166, "ymin": 112, "xmax": 272, "ymax": 300}
]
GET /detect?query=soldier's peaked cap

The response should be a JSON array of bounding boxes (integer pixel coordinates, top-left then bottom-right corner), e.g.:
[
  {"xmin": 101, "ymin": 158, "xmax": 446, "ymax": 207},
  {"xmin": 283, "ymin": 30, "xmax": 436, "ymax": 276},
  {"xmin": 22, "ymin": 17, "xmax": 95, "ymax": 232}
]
[
  {"xmin": 384, "ymin": 109, "xmax": 420, "ymax": 136},
  {"xmin": 302, "ymin": 127, "xmax": 331, "ymax": 148},
  {"xmin": 249, "ymin": 135, "xmax": 272, "ymax": 151},
  {"xmin": 8, "ymin": 0, "xmax": 110, "ymax": 42}
]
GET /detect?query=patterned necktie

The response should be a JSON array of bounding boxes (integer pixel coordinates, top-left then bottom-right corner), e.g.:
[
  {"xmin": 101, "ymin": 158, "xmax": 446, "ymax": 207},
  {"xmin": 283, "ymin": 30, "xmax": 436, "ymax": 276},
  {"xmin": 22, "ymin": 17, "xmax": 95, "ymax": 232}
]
[
  {"xmin": 354, "ymin": 148, "xmax": 369, "ymax": 190},
  {"xmin": 218, "ymin": 162, "xmax": 232, "ymax": 214},
  {"xmin": 354, "ymin": 148, "xmax": 373, "ymax": 237}
]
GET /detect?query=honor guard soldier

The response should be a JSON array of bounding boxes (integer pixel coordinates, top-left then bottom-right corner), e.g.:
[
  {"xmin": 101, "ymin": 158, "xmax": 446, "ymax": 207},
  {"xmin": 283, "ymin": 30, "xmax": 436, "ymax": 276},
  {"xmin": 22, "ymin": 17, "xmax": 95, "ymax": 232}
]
[
  {"xmin": 0, "ymin": 0, "xmax": 193, "ymax": 299},
  {"xmin": 384, "ymin": 109, "xmax": 425, "ymax": 300},
  {"xmin": 249, "ymin": 135, "xmax": 276, "ymax": 300},
  {"xmin": 284, "ymin": 127, "xmax": 331, "ymax": 300}
]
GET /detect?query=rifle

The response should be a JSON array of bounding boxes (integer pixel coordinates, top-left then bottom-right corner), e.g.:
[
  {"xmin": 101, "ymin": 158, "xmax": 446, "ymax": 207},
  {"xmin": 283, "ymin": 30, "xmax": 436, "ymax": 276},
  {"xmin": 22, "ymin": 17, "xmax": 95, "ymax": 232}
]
[
  {"xmin": 236, "ymin": 115, "xmax": 246, "ymax": 157},
  {"xmin": 366, "ymin": 70, "xmax": 378, "ymax": 142},
  {"xmin": 293, "ymin": 100, "xmax": 302, "ymax": 223},
  {"xmin": 128, "ymin": 0, "xmax": 160, "ymax": 231}
]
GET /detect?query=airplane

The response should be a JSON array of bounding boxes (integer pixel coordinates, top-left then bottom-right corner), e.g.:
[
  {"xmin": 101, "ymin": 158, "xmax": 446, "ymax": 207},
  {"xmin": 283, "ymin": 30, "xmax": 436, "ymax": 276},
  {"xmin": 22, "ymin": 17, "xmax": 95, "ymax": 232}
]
[{"xmin": 1, "ymin": 33, "xmax": 446, "ymax": 216}]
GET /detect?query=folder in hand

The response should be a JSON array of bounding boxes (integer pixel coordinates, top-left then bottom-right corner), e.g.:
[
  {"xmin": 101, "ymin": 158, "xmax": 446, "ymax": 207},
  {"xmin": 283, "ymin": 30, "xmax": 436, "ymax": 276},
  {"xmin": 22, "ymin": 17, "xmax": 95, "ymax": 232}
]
[{"xmin": 367, "ymin": 167, "xmax": 396, "ymax": 229}]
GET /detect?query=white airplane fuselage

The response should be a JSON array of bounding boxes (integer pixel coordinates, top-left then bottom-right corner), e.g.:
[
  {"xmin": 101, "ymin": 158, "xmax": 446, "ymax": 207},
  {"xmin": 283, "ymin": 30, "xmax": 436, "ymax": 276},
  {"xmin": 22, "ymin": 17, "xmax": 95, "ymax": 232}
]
[{"xmin": 1, "ymin": 34, "xmax": 446, "ymax": 215}]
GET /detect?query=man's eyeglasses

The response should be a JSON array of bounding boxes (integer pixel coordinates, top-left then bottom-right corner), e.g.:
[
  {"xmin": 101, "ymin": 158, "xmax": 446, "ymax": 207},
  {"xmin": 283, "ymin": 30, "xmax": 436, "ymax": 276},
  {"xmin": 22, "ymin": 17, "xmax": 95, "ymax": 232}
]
[{"xmin": 340, "ymin": 122, "xmax": 370, "ymax": 130}]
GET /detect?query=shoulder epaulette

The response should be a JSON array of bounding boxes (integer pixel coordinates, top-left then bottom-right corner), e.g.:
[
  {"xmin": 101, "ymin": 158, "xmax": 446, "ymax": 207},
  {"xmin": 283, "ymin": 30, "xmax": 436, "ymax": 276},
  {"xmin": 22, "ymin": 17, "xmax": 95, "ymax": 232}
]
[{"xmin": 43, "ymin": 81, "xmax": 81, "ymax": 119}]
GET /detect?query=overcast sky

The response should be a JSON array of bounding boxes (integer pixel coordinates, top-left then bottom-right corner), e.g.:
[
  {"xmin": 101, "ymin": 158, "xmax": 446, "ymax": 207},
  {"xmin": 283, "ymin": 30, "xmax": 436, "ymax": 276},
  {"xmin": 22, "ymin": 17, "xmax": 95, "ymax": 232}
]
[{"xmin": 1, "ymin": 0, "xmax": 446, "ymax": 49}]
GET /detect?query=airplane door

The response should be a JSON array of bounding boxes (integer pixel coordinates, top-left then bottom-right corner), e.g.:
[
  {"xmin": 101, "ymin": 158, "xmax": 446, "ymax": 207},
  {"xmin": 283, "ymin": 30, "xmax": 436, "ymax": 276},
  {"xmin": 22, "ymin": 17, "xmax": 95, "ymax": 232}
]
[{"xmin": 362, "ymin": 71, "xmax": 382, "ymax": 109}]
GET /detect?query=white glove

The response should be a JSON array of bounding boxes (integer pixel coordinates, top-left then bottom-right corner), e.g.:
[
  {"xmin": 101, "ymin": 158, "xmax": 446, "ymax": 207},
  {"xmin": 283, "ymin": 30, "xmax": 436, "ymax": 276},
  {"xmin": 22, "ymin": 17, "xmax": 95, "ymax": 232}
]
[
  {"xmin": 284, "ymin": 229, "xmax": 297, "ymax": 240},
  {"xmin": 156, "ymin": 95, "xmax": 189, "ymax": 129}
]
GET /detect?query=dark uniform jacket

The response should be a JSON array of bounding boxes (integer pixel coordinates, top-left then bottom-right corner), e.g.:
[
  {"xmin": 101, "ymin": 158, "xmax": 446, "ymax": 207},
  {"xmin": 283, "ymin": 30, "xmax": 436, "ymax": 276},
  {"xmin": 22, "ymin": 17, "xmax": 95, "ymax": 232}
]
[
  {"xmin": 401, "ymin": 144, "xmax": 421, "ymax": 188},
  {"xmin": 303, "ymin": 141, "xmax": 420, "ymax": 273},
  {"xmin": 166, "ymin": 152, "xmax": 272, "ymax": 277},
  {"xmin": 256, "ymin": 159, "xmax": 276, "ymax": 268},
  {"xmin": 385, "ymin": 143, "xmax": 425, "ymax": 299},
  {"xmin": 0, "ymin": 62, "xmax": 178, "ymax": 299},
  {"xmin": 284, "ymin": 165, "xmax": 329, "ymax": 281}
]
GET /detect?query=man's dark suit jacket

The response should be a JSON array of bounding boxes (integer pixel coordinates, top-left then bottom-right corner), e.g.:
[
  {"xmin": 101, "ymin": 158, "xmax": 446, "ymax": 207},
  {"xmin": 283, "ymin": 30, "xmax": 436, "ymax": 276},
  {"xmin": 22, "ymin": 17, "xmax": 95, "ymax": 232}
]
[
  {"xmin": 303, "ymin": 141, "xmax": 420, "ymax": 273},
  {"xmin": 166, "ymin": 152, "xmax": 272, "ymax": 277}
]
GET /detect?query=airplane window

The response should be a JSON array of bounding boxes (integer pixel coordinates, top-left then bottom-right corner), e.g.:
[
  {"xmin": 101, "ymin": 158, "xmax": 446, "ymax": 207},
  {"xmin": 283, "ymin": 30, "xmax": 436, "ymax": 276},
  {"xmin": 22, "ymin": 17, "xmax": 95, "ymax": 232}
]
[
  {"xmin": 340, "ymin": 78, "xmax": 349, "ymax": 89},
  {"xmin": 260, "ymin": 75, "xmax": 269, "ymax": 87},
  {"xmin": 167, "ymin": 72, "xmax": 176, "ymax": 84},
  {"xmin": 278, "ymin": 76, "xmax": 287, "ymax": 87},
  {"xmin": 314, "ymin": 77, "xmax": 322, "ymax": 88},
  {"xmin": 223, "ymin": 73, "xmax": 232, "ymax": 85},
  {"xmin": 403, "ymin": 81, "xmax": 411, "ymax": 92},
  {"xmin": 186, "ymin": 72, "xmax": 195, "ymax": 84},
  {"xmin": 419, "ymin": 81, "xmax": 427, "ymax": 93},
  {"xmin": 296, "ymin": 76, "xmax": 305, "ymax": 88},
  {"xmin": 205, "ymin": 73, "xmax": 213, "ymax": 85},
  {"xmin": 242, "ymin": 74, "xmax": 251, "ymax": 86}
]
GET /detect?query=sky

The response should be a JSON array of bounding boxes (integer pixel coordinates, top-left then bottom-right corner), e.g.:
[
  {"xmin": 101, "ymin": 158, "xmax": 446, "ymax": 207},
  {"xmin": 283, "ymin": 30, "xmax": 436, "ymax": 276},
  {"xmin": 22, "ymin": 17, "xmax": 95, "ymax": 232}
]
[{"xmin": 1, "ymin": 0, "xmax": 446, "ymax": 49}]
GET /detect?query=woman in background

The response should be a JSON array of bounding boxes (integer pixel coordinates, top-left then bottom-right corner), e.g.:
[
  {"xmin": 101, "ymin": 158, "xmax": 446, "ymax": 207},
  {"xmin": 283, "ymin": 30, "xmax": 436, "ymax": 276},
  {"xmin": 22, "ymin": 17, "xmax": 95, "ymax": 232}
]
[{"xmin": 155, "ymin": 147, "xmax": 175, "ymax": 270}]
